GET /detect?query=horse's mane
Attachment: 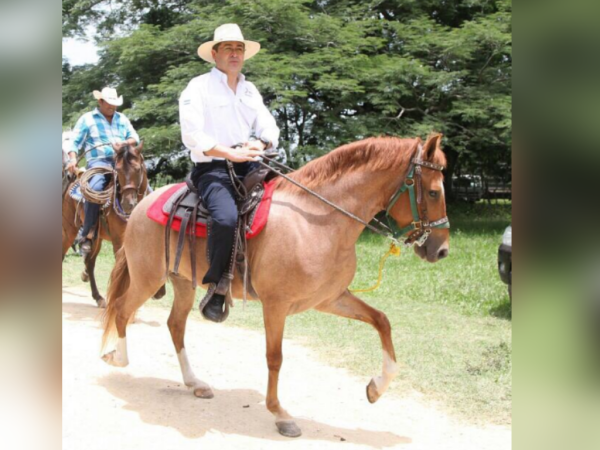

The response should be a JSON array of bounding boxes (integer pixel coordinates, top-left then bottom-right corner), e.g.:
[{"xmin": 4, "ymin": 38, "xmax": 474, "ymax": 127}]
[{"xmin": 276, "ymin": 136, "xmax": 425, "ymax": 192}]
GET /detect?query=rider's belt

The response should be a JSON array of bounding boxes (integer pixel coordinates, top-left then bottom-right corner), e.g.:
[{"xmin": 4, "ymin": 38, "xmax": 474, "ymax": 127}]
[{"xmin": 195, "ymin": 161, "xmax": 228, "ymax": 168}]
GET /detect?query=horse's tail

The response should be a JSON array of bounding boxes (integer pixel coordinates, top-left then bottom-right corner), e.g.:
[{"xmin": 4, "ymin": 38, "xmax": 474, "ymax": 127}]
[{"xmin": 101, "ymin": 247, "xmax": 130, "ymax": 353}]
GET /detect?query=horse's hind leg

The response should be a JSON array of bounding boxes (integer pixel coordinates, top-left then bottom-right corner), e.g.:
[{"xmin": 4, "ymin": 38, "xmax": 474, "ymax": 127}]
[
  {"xmin": 62, "ymin": 204, "xmax": 79, "ymax": 261},
  {"xmin": 168, "ymin": 274, "xmax": 213, "ymax": 399},
  {"xmin": 85, "ymin": 238, "xmax": 105, "ymax": 307},
  {"xmin": 101, "ymin": 249, "xmax": 163, "ymax": 368},
  {"xmin": 263, "ymin": 303, "xmax": 301, "ymax": 438},
  {"xmin": 316, "ymin": 290, "xmax": 398, "ymax": 404}
]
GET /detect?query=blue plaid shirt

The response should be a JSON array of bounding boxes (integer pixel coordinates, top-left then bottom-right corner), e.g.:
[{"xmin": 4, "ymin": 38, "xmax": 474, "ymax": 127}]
[{"xmin": 70, "ymin": 108, "xmax": 140, "ymax": 165}]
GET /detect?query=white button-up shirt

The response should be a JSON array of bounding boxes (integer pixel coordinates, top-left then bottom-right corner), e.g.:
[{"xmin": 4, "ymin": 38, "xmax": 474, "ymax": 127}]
[{"xmin": 179, "ymin": 67, "xmax": 280, "ymax": 163}]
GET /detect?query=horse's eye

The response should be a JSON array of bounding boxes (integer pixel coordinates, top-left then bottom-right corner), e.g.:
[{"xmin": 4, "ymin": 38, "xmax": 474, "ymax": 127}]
[{"xmin": 429, "ymin": 190, "xmax": 439, "ymax": 199}]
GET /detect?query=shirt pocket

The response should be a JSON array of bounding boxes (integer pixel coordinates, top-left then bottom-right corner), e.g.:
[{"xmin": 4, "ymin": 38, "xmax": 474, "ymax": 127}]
[
  {"xmin": 203, "ymin": 95, "xmax": 231, "ymax": 128},
  {"xmin": 238, "ymin": 96, "xmax": 260, "ymax": 128}
]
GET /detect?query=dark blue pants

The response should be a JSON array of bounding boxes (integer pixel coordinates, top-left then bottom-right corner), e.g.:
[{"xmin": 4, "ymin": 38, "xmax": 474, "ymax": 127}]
[
  {"xmin": 192, "ymin": 160, "xmax": 257, "ymax": 285},
  {"xmin": 82, "ymin": 160, "xmax": 113, "ymax": 239}
]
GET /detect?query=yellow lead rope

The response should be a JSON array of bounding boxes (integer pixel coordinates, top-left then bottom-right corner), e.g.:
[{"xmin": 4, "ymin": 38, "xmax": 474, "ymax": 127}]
[{"xmin": 350, "ymin": 243, "xmax": 402, "ymax": 293}]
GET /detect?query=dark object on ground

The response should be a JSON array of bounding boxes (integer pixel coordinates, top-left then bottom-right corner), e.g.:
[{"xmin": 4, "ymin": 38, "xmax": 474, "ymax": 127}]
[{"xmin": 498, "ymin": 225, "xmax": 512, "ymax": 300}]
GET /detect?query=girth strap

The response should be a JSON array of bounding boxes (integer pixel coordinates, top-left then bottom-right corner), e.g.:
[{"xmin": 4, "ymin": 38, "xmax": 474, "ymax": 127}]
[
  {"xmin": 173, "ymin": 209, "xmax": 192, "ymax": 274},
  {"xmin": 165, "ymin": 191, "xmax": 187, "ymax": 280},
  {"xmin": 189, "ymin": 199, "xmax": 199, "ymax": 288}
]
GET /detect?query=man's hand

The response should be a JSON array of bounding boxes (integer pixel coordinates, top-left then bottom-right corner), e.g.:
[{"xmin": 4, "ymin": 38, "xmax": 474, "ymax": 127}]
[
  {"xmin": 67, "ymin": 159, "xmax": 78, "ymax": 174},
  {"xmin": 244, "ymin": 140, "xmax": 267, "ymax": 151},
  {"xmin": 226, "ymin": 145, "xmax": 265, "ymax": 163},
  {"xmin": 112, "ymin": 139, "xmax": 137, "ymax": 152},
  {"xmin": 205, "ymin": 144, "xmax": 264, "ymax": 162}
]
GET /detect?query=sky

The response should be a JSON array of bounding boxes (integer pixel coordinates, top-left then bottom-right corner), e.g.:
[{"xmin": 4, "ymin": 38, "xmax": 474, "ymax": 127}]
[{"xmin": 62, "ymin": 37, "xmax": 100, "ymax": 66}]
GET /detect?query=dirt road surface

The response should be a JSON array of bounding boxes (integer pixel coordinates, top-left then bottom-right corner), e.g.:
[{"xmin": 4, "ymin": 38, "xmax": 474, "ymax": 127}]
[{"xmin": 63, "ymin": 287, "xmax": 510, "ymax": 450}]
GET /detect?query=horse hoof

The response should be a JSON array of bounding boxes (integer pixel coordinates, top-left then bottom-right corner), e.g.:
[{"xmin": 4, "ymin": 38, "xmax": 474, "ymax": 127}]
[
  {"xmin": 276, "ymin": 421, "xmax": 302, "ymax": 438},
  {"xmin": 366, "ymin": 379, "xmax": 381, "ymax": 404},
  {"xmin": 101, "ymin": 351, "xmax": 128, "ymax": 367},
  {"xmin": 81, "ymin": 272, "xmax": 89, "ymax": 282},
  {"xmin": 96, "ymin": 298, "xmax": 107, "ymax": 308},
  {"xmin": 193, "ymin": 387, "xmax": 214, "ymax": 399}
]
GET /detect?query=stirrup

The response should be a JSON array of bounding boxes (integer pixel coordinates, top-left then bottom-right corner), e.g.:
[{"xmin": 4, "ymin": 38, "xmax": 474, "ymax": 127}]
[
  {"xmin": 80, "ymin": 238, "xmax": 92, "ymax": 255},
  {"xmin": 199, "ymin": 283, "xmax": 230, "ymax": 323}
]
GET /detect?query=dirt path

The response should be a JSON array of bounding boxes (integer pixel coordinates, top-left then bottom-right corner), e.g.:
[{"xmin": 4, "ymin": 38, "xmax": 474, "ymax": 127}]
[{"xmin": 63, "ymin": 287, "xmax": 510, "ymax": 450}]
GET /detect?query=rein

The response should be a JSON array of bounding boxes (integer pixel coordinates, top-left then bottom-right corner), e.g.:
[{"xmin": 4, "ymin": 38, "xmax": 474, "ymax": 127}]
[
  {"xmin": 256, "ymin": 157, "xmax": 396, "ymax": 242},
  {"xmin": 258, "ymin": 144, "xmax": 449, "ymax": 247}
]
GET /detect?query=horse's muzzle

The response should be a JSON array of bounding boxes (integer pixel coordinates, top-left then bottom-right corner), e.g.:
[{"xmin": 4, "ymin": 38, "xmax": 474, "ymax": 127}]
[
  {"xmin": 121, "ymin": 196, "xmax": 138, "ymax": 214},
  {"xmin": 414, "ymin": 236, "xmax": 449, "ymax": 263}
]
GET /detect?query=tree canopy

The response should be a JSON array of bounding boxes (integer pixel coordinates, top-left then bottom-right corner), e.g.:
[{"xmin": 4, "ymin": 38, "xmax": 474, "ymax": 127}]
[{"xmin": 63, "ymin": 0, "xmax": 511, "ymax": 193}]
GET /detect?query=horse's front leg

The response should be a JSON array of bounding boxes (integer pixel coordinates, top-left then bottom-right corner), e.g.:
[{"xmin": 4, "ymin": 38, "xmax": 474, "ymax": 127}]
[
  {"xmin": 262, "ymin": 303, "xmax": 301, "ymax": 438},
  {"xmin": 168, "ymin": 274, "xmax": 214, "ymax": 399},
  {"xmin": 316, "ymin": 290, "xmax": 398, "ymax": 403}
]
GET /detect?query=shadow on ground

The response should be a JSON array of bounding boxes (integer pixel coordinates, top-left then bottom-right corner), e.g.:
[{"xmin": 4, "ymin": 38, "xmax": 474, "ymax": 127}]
[{"xmin": 97, "ymin": 372, "xmax": 411, "ymax": 447}]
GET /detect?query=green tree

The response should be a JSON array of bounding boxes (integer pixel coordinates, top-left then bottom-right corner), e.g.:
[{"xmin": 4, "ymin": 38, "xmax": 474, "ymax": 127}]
[{"xmin": 62, "ymin": 0, "xmax": 511, "ymax": 193}]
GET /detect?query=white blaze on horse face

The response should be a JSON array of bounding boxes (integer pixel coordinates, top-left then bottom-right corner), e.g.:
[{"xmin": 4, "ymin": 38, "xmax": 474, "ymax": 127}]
[
  {"xmin": 373, "ymin": 351, "xmax": 399, "ymax": 395},
  {"xmin": 177, "ymin": 348, "xmax": 210, "ymax": 390}
]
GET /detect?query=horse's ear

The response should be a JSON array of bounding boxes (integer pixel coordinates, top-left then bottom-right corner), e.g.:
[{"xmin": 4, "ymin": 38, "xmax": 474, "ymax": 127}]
[
  {"xmin": 134, "ymin": 140, "xmax": 144, "ymax": 155},
  {"xmin": 422, "ymin": 133, "xmax": 443, "ymax": 161},
  {"xmin": 112, "ymin": 142, "xmax": 126, "ymax": 155}
]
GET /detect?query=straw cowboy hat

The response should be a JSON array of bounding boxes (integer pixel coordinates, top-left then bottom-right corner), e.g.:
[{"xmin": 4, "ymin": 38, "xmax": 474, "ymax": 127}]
[
  {"xmin": 92, "ymin": 87, "xmax": 123, "ymax": 106},
  {"xmin": 197, "ymin": 24, "xmax": 261, "ymax": 64}
]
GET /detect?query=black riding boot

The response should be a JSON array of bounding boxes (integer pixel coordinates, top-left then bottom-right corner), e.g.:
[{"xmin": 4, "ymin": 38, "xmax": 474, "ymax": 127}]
[{"xmin": 202, "ymin": 293, "xmax": 226, "ymax": 322}]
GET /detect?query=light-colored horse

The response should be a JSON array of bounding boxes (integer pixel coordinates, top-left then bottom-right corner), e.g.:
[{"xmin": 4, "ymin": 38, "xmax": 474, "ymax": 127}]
[{"xmin": 101, "ymin": 135, "xmax": 450, "ymax": 437}]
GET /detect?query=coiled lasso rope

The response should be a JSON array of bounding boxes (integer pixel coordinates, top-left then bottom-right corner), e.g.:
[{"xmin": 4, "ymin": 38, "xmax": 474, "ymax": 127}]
[{"xmin": 78, "ymin": 166, "xmax": 115, "ymax": 208}]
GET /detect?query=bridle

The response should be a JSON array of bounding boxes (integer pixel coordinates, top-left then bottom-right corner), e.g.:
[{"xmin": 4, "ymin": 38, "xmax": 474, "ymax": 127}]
[
  {"xmin": 255, "ymin": 142, "xmax": 450, "ymax": 248},
  {"xmin": 385, "ymin": 144, "xmax": 450, "ymax": 247},
  {"xmin": 112, "ymin": 151, "xmax": 148, "ymax": 221}
]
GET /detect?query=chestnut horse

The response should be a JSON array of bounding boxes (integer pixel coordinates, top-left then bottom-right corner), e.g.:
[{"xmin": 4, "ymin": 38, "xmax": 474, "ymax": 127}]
[
  {"xmin": 62, "ymin": 142, "xmax": 165, "ymax": 306},
  {"xmin": 101, "ymin": 135, "xmax": 450, "ymax": 437}
]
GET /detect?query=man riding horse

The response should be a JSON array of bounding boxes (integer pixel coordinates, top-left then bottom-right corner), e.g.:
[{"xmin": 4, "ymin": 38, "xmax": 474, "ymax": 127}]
[
  {"xmin": 66, "ymin": 87, "xmax": 140, "ymax": 255},
  {"xmin": 179, "ymin": 24, "xmax": 280, "ymax": 322}
]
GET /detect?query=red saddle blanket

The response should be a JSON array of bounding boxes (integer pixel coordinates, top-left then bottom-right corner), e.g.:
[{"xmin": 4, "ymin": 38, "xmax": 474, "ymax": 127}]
[{"xmin": 147, "ymin": 180, "xmax": 277, "ymax": 239}]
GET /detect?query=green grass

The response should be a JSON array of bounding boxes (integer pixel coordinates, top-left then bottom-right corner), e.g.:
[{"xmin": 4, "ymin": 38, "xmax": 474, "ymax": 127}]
[{"xmin": 62, "ymin": 201, "xmax": 511, "ymax": 425}]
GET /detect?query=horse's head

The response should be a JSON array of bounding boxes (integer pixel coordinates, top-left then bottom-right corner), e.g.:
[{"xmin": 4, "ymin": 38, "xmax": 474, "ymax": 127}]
[
  {"xmin": 113, "ymin": 141, "xmax": 146, "ymax": 214},
  {"xmin": 388, "ymin": 134, "xmax": 450, "ymax": 263}
]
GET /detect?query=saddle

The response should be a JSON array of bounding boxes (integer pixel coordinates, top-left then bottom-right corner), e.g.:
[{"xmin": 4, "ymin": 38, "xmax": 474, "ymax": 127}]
[{"xmin": 164, "ymin": 162, "xmax": 277, "ymax": 304}]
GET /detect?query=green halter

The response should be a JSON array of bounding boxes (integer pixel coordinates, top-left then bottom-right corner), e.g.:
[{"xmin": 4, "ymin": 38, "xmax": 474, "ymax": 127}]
[{"xmin": 385, "ymin": 145, "xmax": 450, "ymax": 246}]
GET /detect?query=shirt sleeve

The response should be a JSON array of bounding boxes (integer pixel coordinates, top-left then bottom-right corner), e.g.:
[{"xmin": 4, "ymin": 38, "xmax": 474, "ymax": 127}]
[
  {"xmin": 122, "ymin": 115, "xmax": 140, "ymax": 145},
  {"xmin": 70, "ymin": 115, "xmax": 89, "ymax": 156},
  {"xmin": 252, "ymin": 88, "xmax": 280, "ymax": 149},
  {"xmin": 179, "ymin": 83, "xmax": 219, "ymax": 157}
]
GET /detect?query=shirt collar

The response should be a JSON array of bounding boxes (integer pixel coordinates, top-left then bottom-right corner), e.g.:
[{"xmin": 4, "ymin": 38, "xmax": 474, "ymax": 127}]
[
  {"xmin": 93, "ymin": 108, "xmax": 120, "ymax": 121},
  {"xmin": 210, "ymin": 67, "xmax": 245, "ymax": 85}
]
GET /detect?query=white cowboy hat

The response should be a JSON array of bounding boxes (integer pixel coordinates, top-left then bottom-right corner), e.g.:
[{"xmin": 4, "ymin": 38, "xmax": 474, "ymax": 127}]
[
  {"xmin": 92, "ymin": 87, "xmax": 123, "ymax": 106},
  {"xmin": 197, "ymin": 24, "xmax": 260, "ymax": 64}
]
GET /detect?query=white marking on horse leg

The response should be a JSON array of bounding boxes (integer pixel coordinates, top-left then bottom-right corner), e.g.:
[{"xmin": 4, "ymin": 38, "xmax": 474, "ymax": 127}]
[
  {"xmin": 102, "ymin": 337, "xmax": 130, "ymax": 367},
  {"xmin": 177, "ymin": 349, "xmax": 213, "ymax": 398},
  {"xmin": 373, "ymin": 351, "xmax": 399, "ymax": 395}
]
